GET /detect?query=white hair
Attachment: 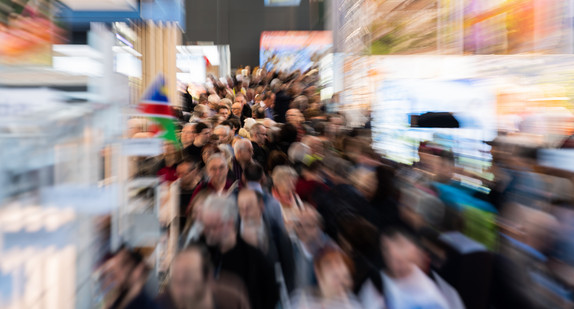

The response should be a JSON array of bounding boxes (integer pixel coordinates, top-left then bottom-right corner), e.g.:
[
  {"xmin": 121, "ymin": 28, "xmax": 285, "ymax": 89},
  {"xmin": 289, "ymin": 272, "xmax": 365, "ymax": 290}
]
[
  {"xmin": 208, "ymin": 94, "xmax": 221, "ymax": 104},
  {"xmin": 214, "ymin": 125, "xmax": 230, "ymax": 136},
  {"xmin": 206, "ymin": 153, "xmax": 227, "ymax": 167},
  {"xmin": 202, "ymin": 195, "xmax": 238, "ymax": 224},
  {"xmin": 243, "ymin": 118, "xmax": 257, "ymax": 131},
  {"xmin": 233, "ymin": 138, "xmax": 252, "ymax": 154},
  {"xmin": 272, "ymin": 165, "xmax": 298, "ymax": 186}
]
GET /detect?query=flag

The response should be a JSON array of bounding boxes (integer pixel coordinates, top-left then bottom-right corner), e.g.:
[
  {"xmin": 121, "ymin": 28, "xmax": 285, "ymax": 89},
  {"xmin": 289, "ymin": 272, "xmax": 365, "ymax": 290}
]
[{"xmin": 138, "ymin": 75, "xmax": 179, "ymax": 147}]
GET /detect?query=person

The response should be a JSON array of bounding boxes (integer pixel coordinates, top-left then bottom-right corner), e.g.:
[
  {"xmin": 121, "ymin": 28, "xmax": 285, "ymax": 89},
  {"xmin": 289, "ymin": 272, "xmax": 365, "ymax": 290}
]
[
  {"xmin": 295, "ymin": 160, "xmax": 329, "ymax": 207},
  {"xmin": 286, "ymin": 108, "xmax": 307, "ymax": 142},
  {"xmin": 237, "ymin": 189, "xmax": 295, "ymax": 292},
  {"xmin": 359, "ymin": 227, "xmax": 464, "ymax": 309},
  {"xmin": 273, "ymin": 80, "xmax": 291, "ymax": 123},
  {"xmin": 271, "ymin": 166, "xmax": 304, "ymax": 232},
  {"xmin": 231, "ymin": 102, "xmax": 245, "ymax": 127},
  {"xmin": 261, "ymin": 91, "xmax": 275, "ymax": 119},
  {"xmin": 181, "ymin": 123, "xmax": 197, "ymax": 148},
  {"xmin": 214, "ymin": 125, "xmax": 233, "ymax": 145},
  {"xmin": 242, "ymin": 162, "xmax": 284, "ymax": 229},
  {"xmin": 189, "ymin": 154, "xmax": 238, "ymax": 213},
  {"xmin": 218, "ymin": 105, "xmax": 231, "ymax": 120},
  {"xmin": 230, "ymin": 139, "xmax": 254, "ymax": 183},
  {"xmin": 249, "ymin": 123, "xmax": 268, "ymax": 168},
  {"xmin": 207, "ymin": 94, "xmax": 221, "ymax": 116},
  {"xmin": 291, "ymin": 207, "xmax": 337, "ymax": 291},
  {"xmin": 199, "ymin": 195, "xmax": 279, "ymax": 309},
  {"xmin": 157, "ymin": 244, "xmax": 250, "ymax": 309},
  {"xmin": 99, "ymin": 247, "xmax": 158, "ymax": 309},
  {"xmin": 176, "ymin": 159, "xmax": 202, "ymax": 231},
  {"xmin": 191, "ymin": 104, "xmax": 210, "ymax": 123},
  {"xmin": 290, "ymin": 247, "xmax": 362, "ymax": 309},
  {"xmin": 235, "ymin": 92, "xmax": 252, "ymax": 119},
  {"xmin": 184, "ymin": 122, "xmax": 211, "ymax": 163}
]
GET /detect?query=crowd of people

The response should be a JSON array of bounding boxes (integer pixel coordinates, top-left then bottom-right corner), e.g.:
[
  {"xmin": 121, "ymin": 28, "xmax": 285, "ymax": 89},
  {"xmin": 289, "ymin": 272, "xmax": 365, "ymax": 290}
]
[{"xmin": 101, "ymin": 67, "xmax": 574, "ymax": 309}]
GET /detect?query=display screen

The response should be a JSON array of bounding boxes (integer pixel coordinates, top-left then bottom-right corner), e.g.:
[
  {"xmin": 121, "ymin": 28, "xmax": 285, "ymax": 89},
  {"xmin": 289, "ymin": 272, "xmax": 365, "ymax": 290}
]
[{"xmin": 260, "ymin": 31, "xmax": 332, "ymax": 72}]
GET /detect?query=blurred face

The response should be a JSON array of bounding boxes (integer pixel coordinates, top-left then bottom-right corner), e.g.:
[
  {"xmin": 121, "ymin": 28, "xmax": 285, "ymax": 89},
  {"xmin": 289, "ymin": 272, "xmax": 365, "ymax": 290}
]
[
  {"xmin": 181, "ymin": 125, "xmax": 196, "ymax": 147},
  {"xmin": 176, "ymin": 162, "xmax": 199, "ymax": 188},
  {"xmin": 219, "ymin": 108, "xmax": 230, "ymax": 119},
  {"xmin": 295, "ymin": 210, "xmax": 321, "ymax": 243},
  {"xmin": 264, "ymin": 94, "xmax": 275, "ymax": 108},
  {"xmin": 238, "ymin": 191, "xmax": 263, "ymax": 224},
  {"xmin": 201, "ymin": 211, "xmax": 232, "ymax": 246},
  {"xmin": 214, "ymin": 127, "xmax": 230, "ymax": 144},
  {"xmin": 207, "ymin": 157, "xmax": 228, "ymax": 185},
  {"xmin": 196, "ymin": 128, "xmax": 211, "ymax": 146},
  {"xmin": 382, "ymin": 234, "xmax": 421, "ymax": 279},
  {"xmin": 170, "ymin": 251, "xmax": 207, "ymax": 305},
  {"xmin": 276, "ymin": 176, "xmax": 296, "ymax": 194},
  {"xmin": 231, "ymin": 103, "xmax": 242, "ymax": 117},
  {"xmin": 286, "ymin": 109, "xmax": 302, "ymax": 126},
  {"xmin": 253, "ymin": 127, "xmax": 268, "ymax": 145},
  {"xmin": 316, "ymin": 254, "xmax": 352, "ymax": 297},
  {"xmin": 235, "ymin": 95, "xmax": 247, "ymax": 107},
  {"xmin": 202, "ymin": 147, "xmax": 217, "ymax": 164},
  {"xmin": 236, "ymin": 144, "xmax": 253, "ymax": 163}
]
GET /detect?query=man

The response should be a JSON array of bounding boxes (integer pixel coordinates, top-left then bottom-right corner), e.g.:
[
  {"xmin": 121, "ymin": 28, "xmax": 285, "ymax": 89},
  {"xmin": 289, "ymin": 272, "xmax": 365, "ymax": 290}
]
[
  {"xmin": 189, "ymin": 154, "xmax": 238, "ymax": 212},
  {"xmin": 291, "ymin": 207, "xmax": 336, "ymax": 291},
  {"xmin": 231, "ymin": 103, "xmax": 245, "ymax": 127},
  {"xmin": 184, "ymin": 122, "xmax": 211, "ymax": 163},
  {"xmin": 273, "ymin": 80, "xmax": 292, "ymax": 123},
  {"xmin": 286, "ymin": 108, "xmax": 306, "ymax": 141},
  {"xmin": 157, "ymin": 245, "xmax": 250, "ymax": 309},
  {"xmin": 190, "ymin": 104, "xmax": 210, "ymax": 123},
  {"xmin": 176, "ymin": 160, "xmax": 202, "ymax": 230},
  {"xmin": 230, "ymin": 139, "xmax": 253, "ymax": 183},
  {"xmin": 214, "ymin": 125, "xmax": 233, "ymax": 145},
  {"xmin": 217, "ymin": 105, "xmax": 231, "ymax": 120},
  {"xmin": 207, "ymin": 94, "xmax": 220, "ymax": 116},
  {"xmin": 237, "ymin": 189, "xmax": 295, "ymax": 292},
  {"xmin": 180, "ymin": 123, "xmax": 197, "ymax": 148},
  {"xmin": 242, "ymin": 162, "xmax": 283, "ymax": 228},
  {"xmin": 235, "ymin": 92, "xmax": 252, "ymax": 119},
  {"xmin": 199, "ymin": 195, "xmax": 279, "ymax": 309},
  {"xmin": 100, "ymin": 247, "xmax": 158, "ymax": 309},
  {"xmin": 261, "ymin": 91, "xmax": 275, "ymax": 119},
  {"xmin": 249, "ymin": 123, "xmax": 268, "ymax": 168}
]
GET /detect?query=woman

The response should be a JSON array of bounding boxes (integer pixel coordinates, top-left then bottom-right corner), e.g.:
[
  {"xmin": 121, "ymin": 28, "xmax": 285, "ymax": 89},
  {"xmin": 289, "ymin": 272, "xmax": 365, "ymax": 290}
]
[
  {"xmin": 289, "ymin": 247, "xmax": 362, "ymax": 309},
  {"xmin": 271, "ymin": 165, "xmax": 304, "ymax": 233}
]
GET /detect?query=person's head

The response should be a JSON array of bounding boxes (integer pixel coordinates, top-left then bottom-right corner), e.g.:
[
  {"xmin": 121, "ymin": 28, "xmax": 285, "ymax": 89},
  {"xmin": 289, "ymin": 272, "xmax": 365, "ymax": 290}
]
[
  {"xmin": 198, "ymin": 94, "xmax": 208, "ymax": 105},
  {"xmin": 314, "ymin": 247, "xmax": 354, "ymax": 298},
  {"xmin": 206, "ymin": 153, "xmax": 229, "ymax": 186},
  {"xmin": 231, "ymin": 103, "xmax": 242, "ymax": 117},
  {"xmin": 200, "ymin": 195, "xmax": 238, "ymax": 247},
  {"xmin": 201, "ymin": 143, "xmax": 221, "ymax": 164},
  {"xmin": 237, "ymin": 189, "xmax": 264, "ymax": 224},
  {"xmin": 254, "ymin": 107, "xmax": 266, "ymax": 120},
  {"xmin": 217, "ymin": 105, "xmax": 230, "ymax": 119},
  {"xmin": 208, "ymin": 94, "xmax": 220, "ymax": 111},
  {"xmin": 233, "ymin": 139, "xmax": 253, "ymax": 164},
  {"xmin": 234, "ymin": 93, "xmax": 247, "ymax": 107},
  {"xmin": 286, "ymin": 108, "xmax": 304, "ymax": 126},
  {"xmin": 193, "ymin": 122, "xmax": 211, "ymax": 147},
  {"xmin": 181, "ymin": 123, "xmax": 197, "ymax": 147},
  {"xmin": 213, "ymin": 125, "xmax": 232, "ymax": 145},
  {"xmin": 381, "ymin": 227, "xmax": 425, "ymax": 279},
  {"xmin": 169, "ymin": 245, "xmax": 212, "ymax": 306},
  {"xmin": 243, "ymin": 162, "xmax": 264, "ymax": 183},
  {"xmin": 262, "ymin": 91, "xmax": 275, "ymax": 108},
  {"xmin": 350, "ymin": 168, "xmax": 377, "ymax": 201},
  {"xmin": 194, "ymin": 104, "xmax": 209, "ymax": 119},
  {"xmin": 301, "ymin": 135, "xmax": 323, "ymax": 156},
  {"xmin": 290, "ymin": 95, "xmax": 309, "ymax": 112},
  {"xmin": 176, "ymin": 160, "xmax": 201, "ymax": 188},
  {"xmin": 250, "ymin": 123, "xmax": 268, "ymax": 146},
  {"xmin": 294, "ymin": 206, "xmax": 323, "ymax": 243},
  {"xmin": 272, "ymin": 165, "xmax": 298, "ymax": 194},
  {"xmin": 100, "ymin": 247, "xmax": 149, "ymax": 294},
  {"xmin": 267, "ymin": 150, "xmax": 289, "ymax": 173},
  {"xmin": 288, "ymin": 142, "xmax": 311, "ymax": 164}
]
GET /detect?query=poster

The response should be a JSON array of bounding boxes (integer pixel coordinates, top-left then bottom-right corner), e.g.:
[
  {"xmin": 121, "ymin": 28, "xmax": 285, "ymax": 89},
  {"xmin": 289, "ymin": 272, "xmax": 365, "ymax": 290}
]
[{"xmin": 260, "ymin": 31, "xmax": 332, "ymax": 72}]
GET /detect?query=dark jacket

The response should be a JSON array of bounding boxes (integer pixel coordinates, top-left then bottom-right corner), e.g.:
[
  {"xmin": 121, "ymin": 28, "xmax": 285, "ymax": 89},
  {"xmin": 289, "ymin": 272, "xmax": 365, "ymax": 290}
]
[{"xmin": 208, "ymin": 236, "xmax": 279, "ymax": 309}]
